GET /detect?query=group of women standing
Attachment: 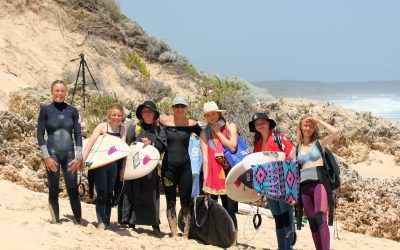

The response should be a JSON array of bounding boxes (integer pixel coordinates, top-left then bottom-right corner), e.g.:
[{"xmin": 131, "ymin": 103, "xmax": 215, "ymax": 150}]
[{"xmin": 37, "ymin": 80, "xmax": 339, "ymax": 249}]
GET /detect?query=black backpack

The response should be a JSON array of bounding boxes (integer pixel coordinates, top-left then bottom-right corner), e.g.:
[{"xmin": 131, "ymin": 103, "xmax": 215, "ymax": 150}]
[{"xmin": 315, "ymin": 140, "xmax": 341, "ymax": 190}]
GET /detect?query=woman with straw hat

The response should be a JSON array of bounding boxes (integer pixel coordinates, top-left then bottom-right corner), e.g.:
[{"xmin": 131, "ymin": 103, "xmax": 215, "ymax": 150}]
[{"xmin": 199, "ymin": 101, "xmax": 239, "ymax": 230}]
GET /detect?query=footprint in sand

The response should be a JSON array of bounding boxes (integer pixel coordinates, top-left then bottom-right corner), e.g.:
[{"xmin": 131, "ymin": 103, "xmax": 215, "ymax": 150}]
[{"xmin": 50, "ymin": 231, "xmax": 60, "ymax": 238}]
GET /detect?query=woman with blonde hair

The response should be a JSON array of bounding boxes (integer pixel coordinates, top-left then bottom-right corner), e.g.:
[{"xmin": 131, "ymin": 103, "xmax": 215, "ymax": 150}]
[
  {"xmin": 37, "ymin": 80, "xmax": 83, "ymax": 224},
  {"xmin": 295, "ymin": 115, "xmax": 340, "ymax": 250},
  {"xmin": 83, "ymin": 103, "xmax": 126, "ymax": 229}
]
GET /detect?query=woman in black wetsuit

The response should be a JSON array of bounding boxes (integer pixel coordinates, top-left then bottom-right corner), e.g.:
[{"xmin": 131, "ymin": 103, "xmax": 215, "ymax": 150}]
[
  {"xmin": 83, "ymin": 104, "xmax": 126, "ymax": 229},
  {"xmin": 160, "ymin": 96, "xmax": 201, "ymax": 238},
  {"xmin": 37, "ymin": 80, "xmax": 82, "ymax": 224},
  {"xmin": 118, "ymin": 100, "xmax": 166, "ymax": 236}
]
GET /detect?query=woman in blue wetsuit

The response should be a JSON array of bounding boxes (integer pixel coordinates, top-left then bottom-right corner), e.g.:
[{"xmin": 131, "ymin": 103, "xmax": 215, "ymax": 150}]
[
  {"xmin": 37, "ymin": 80, "xmax": 83, "ymax": 224},
  {"xmin": 159, "ymin": 96, "xmax": 202, "ymax": 238},
  {"xmin": 83, "ymin": 103, "xmax": 126, "ymax": 229}
]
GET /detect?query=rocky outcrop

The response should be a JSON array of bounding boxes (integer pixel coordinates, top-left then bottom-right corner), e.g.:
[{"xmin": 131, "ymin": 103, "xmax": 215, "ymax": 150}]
[
  {"xmin": 0, "ymin": 111, "xmax": 46, "ymax": 192},
  {"xmin": 258, "ymin": 99, "xmax": 400, "ymax": 165},
  {"xmin": 338, "ymin": 163, "xmax": 400, "ymax": 240}
]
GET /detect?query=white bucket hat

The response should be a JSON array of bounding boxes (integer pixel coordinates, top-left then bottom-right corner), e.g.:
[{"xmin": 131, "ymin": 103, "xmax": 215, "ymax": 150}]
[{"xmin": 203, "ymin": 101, "xmax": 226, "ymax": 115}]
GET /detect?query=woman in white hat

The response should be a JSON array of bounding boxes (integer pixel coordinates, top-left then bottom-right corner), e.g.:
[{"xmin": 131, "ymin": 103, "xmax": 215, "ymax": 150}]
[
  {"xmin": 199, "ymin": 101, "xmax": 238, "ymax": 229},
  {"xmin": 159, "ymin": 96, "xmax": 202, "ymax": 238}
]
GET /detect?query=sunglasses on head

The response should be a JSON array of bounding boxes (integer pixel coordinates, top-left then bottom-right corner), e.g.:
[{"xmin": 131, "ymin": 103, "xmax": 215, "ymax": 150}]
[{"xmin": 173, "ymin": 104, "xmax": 187, "ymax": 108}]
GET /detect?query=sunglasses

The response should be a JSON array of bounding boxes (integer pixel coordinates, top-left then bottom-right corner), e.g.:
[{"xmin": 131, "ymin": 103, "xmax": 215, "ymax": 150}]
[{"xmin": 172, "ymin": 104, "xmax": 187, "ymax": 109}]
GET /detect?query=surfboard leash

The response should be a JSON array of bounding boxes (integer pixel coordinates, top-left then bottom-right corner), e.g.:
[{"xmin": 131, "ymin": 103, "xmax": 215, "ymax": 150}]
[{"xmin": 242, "ymin": 203, "xmax": 260, "ymax": 242}]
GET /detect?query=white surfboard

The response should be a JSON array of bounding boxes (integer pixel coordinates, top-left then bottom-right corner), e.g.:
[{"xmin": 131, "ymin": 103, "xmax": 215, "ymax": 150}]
[
  {"xmin": 225, "ymin": 162, "xmax": 260, "ymax": 202},
  {"xmin": 241, "ymin": 151, "xmax": 285, "ymax": 169},
  {"xmin": 123, "ymin": 142, "xmax": 161, "ymax": 180},
  {"xmin": 83, "ymin": 135, "xmax": 131, "ymax": 171},
  {"xmin": 225, "ymin": 151, "xmax": 285, "ymax": 202}
]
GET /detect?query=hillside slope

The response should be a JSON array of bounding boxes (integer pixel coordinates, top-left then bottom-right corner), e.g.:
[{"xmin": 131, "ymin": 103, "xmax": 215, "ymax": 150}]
[{"xmin": 0, "ymin": 0, "xmax": 198, "ymax": 110}]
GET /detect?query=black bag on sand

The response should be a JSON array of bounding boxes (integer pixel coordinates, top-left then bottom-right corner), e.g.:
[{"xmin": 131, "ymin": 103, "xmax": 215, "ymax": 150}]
[{"xmin": 178, "ymin": 195, "xmax": 237, "ymax": 248}]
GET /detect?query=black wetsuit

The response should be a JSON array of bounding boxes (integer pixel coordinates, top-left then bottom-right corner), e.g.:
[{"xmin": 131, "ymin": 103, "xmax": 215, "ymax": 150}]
[
  {"xmin": 93, "ymin": 124, "xmax": 121, "ymax": 226},
  {"xmin": 37, "ymin": 102, "xmax": 82, "ymax": 223},
  {"xmin": 118, "ymin": 122, "xmax": 166, "ymax": 228},
  {"xmin": 162, "ymin": 125, "xmax": 201, "ymax": 213}
]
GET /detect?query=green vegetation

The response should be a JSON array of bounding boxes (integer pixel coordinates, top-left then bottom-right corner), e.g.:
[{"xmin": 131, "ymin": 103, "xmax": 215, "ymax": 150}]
[
  {"xmin": 183, "ymin": 65, "xmax": 198, "ymax": 77},
  {"xmin": 121, "ymin": 51, "xmax": 151, "ymax": 81}
]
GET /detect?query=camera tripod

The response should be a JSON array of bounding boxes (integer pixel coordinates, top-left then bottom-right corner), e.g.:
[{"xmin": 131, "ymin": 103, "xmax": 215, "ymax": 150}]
[{"xmin": 70, "ymin": 53, "xmax": 100, "ymax": 108}]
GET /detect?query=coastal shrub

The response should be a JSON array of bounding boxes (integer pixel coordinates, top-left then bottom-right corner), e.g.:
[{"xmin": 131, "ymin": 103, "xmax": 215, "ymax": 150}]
[
  {"xmin": 134, "ymin": 79, "xmax": 172, "ymax": 103},
  {"xmin": 121, "ymin": 51, "xmax": 151, "ymax": 81},
  {"xmin": 145, "ymin": 38, "xmax": 171, "ymax": 62},
  {"xmin": 68, "ymin": 0, "xmax": 122, "ymax": 23}
]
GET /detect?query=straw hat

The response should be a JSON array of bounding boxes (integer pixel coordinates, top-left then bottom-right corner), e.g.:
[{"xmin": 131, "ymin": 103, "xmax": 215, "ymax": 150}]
[{"xmin": 203, "ymin": 101, "xmax": 226, "ymax": 115}]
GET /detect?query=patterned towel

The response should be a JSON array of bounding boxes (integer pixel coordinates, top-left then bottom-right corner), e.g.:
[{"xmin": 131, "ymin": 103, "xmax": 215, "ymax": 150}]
[{"xmin": 251, "ymin": 160, "xmax": 300, "ymax": 204}]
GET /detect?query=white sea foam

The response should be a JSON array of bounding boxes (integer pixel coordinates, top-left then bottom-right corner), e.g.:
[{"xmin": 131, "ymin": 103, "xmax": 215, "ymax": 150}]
[{"xmin": 327, "ymin": 96, "xmax": 400, "ymax": 120}]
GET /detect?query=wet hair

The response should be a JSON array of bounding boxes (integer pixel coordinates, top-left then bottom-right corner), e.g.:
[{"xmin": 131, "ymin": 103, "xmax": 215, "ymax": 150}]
[
  {"xmin": 297, "ymin": 115, "xmax": 320, "ymax": 145},
  {"xmin": 50, "ymin": 80, "xmax": 67, "ymax": 92},
  {"xmin": 107, "ymin": 103, "xmax": 125, "ymax": 120}
]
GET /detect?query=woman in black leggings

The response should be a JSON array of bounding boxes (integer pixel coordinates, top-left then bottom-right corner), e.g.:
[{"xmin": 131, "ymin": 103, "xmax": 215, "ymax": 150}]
[
  {"xmin": 83, "ymin": 104, "xmax": 126, "ymax": 229},
  {"xmin": 37, "ymin": 80, "xmax": 82, "ymax": 224},
  {"xmin": 159, "ymin": 96, "xmax": 201, "ymax": 238}
]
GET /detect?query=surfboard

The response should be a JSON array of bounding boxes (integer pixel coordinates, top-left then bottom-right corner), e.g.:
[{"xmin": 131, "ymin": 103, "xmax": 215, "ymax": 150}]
[
  {"xmin": 239, "ymin": 160, "xmax": 300, "ymax": 204},
  {"xmin": 123, "ymin": 142, "xmax": 161, "ymax": 180},
  {"xmin": 83, "ymin": 135, "xmax": 131, "ymax": 171},
  {"xmin": 225, "ymin": 162, "xmax": 260, "ymax": 202},
  {"xmin": 225, "ymin": 152, "xmax": 285, "ymax": 202}
]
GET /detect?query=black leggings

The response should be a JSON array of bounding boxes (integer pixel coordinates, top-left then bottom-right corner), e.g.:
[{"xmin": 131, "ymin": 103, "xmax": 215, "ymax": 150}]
[
  {"xmin": 162, "ymin": 165, "xmax": 192, "ymax": 210},
  {"xmin": 47, "ymin": 149, "xmax": 81, "ymax": 223},
  {"xmin": 93, "ymin": 162, "xmax": 117, "ymax": 226},
  {"xmin": 210, "ymin": 194, "xmax": 238, "ymax": 229}
]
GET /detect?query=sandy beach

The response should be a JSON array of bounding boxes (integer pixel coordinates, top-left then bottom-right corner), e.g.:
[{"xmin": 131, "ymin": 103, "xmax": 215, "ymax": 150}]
[
  {"xmin": 0, "ymin": 179, "xmax": 399, "ymax": 250},
  {"xmin": 351, "ymin": 150, "xmax": 400, "ymax": 179}
]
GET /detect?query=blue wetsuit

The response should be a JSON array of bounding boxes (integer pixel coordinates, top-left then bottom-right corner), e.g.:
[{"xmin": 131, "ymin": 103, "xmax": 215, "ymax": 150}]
[
  {"xmin": 37, "ymin": 102, "xmax": 82, "ymax": 223},
  {"xmin": 93, "ymin": 124, "xmax": 121, "ymax": 226}
]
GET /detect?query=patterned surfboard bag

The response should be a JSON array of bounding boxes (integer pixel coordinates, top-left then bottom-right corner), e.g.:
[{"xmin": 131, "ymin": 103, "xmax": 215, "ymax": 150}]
[{"xmin": 239, "ymin": 160, "xmax": 300, "ymax": 204}]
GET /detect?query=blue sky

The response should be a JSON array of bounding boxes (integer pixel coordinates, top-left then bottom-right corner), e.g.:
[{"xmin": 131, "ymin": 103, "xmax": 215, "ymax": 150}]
[{"xmin": 119, "ymin": 0, "xmax": 400, "ymax": 82}]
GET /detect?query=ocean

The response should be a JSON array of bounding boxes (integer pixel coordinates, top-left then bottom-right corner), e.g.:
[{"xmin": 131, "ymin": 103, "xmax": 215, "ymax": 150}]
[{"xmin": 252, "ymin": 80, "xmax": 400, "ymax": 121}]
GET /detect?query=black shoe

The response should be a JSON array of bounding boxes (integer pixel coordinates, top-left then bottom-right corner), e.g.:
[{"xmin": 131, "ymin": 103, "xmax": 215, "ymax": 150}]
[
  {"xmin": 129, "ymin": 224, "xmax": 136, "ymax": 229},
  {"xmin": 152, "ymin": 225, "xmax": 162, "ymax": 238}
]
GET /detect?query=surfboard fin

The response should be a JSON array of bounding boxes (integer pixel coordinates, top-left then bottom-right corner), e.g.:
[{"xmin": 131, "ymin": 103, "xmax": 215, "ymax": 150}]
[{"xmin": 238, "ymin": 170, "xmax": 254, "ymax": 189}]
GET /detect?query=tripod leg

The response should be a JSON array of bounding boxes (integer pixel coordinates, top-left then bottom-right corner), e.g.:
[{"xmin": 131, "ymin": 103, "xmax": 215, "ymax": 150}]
[
  {"xmin": 82, "ymin": 61, "xmax": 86, "ymax": 108},
  {"xmin": 71, "ymin": 62, "xmax": 82, "ymax": 106},
  {"xmin": 84, "ymin": 61, "xmax": 100, "ymax": 93}
]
